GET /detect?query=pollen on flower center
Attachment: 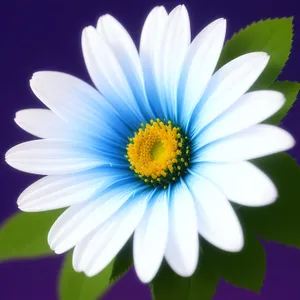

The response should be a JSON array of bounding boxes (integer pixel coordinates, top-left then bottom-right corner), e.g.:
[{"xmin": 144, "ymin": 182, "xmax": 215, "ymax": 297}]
[{"xmin": 126, "ymin": 119, "xmax": 191, "ymax": 188}]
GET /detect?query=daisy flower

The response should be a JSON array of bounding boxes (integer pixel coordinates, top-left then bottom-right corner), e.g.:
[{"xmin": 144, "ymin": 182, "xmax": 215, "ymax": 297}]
[{"xmin": 5, "ymin": 5, "xmax": 295, "ymax": 283}]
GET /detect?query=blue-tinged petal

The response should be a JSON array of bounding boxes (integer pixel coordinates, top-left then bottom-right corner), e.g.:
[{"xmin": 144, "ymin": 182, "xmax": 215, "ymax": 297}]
[
  {"xmin": 186, "ymin": 172, "xmax": 244, "ymax": 252},
  {"xmin": 97, "ymin": 14, "xmax": 154, "ymax": 120},
  {"xmin": 193, "ymin": 90, "xmax": 285, "ymax": 149},
  {"xmin": 82, "ymin": 26, "xmax": 145, "ymax": 129},
  {"xmin": 189, "ymin": 52, "xmax": 270, "ymax": 138},
  {"xmin": 133, "ymin": 189, "xmax": 169, "ymax": 283},
  {"xmin": 139, "ymin": 6, "xmax": 169, "ymax": 119},
  {"xmin": 165, "ymin": 179, "xmax": 199, "ymax": 277},
  {"xmin": 177, "ymin": 18, "xmax": 226, "ymax": 127},
  {"xmin": 5, "ymin": 139, "xmax": 127, "ymax": 175},
  {"xmin": 14, "ymin": 109, "xmax": 125, "ymax": 153},
  {"xmin": 17, "ymin": 167, "xmax": 130, "ymax": 212},
  {"xmin": 157, "ymin": 5, "xmax": 191, "ymax": 121},
  {"xmin": 193, "ymin": 124, "xmax": 295, "ymax": 163},
  {"xmin": 30, "ymin": 71, "xmax": 129, "ymax": 143},
  {"xmin": 48, "ymin": 177, "xmax": 141, "ymax": 254},
  {"xmin": 72, "ymin": 188, "xmax": 150, "ymax": 276},
  {"xmin": 192, "ymin": 162, "xmax": 277, "ymax": 207}
]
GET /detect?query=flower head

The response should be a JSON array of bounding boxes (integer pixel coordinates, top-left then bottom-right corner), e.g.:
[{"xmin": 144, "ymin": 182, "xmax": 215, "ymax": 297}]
[{"xmin": 6, "ymin": 5, "xmax": 295, "ymax": 283}]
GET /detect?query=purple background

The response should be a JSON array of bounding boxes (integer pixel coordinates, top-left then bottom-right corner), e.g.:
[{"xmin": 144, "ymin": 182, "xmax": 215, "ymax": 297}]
[{"xmin": 1, "ymin": 0, "xmax": 300, "ymax": 299}]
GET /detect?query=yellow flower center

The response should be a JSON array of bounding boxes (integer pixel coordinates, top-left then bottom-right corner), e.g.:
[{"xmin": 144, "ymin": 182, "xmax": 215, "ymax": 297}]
[{"xmin": 126, "ymin": 119, "xmax": 191, "ymax": 188}]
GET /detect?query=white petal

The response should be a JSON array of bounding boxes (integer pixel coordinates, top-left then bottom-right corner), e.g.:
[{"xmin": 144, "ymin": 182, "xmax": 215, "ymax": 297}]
[
  {"xmin": 14, "ymin": 108, "xmax": 124, "ymax": 155},
  {"xmin": 139, "ymin": 6, "xmax": 169, "ymax": 118},
  {"xmin": 17, "ymin": 168, "xmax": 126, "ymax": 212},
  {"xmin": 5, "ymin": 139, "xmax": 108, "ymax": 175},
  {"xmin": 30, "ymin": 71, "xmax": 127, "ymax": 142},
  {"xmin": 96, "ymin": 15, "xmax": 142, "ymax": 83},
  {"xmin": 158, "ymin": 5, "xmax": 191, "ymax": 119},
  {"xmin": 191, "ymin": 52, "xmax": 270, "ymax": 136},
  {"xmin": 97, "ymin": 15, "xmax": 152, "ymax": 119},
  {"xmin": 178, "ymin": 18, "xmax": 226, "ymax": 125},
  {"xmin": 133, "ymin": 190, "xmax": 168, "ymax": 283},
  {"xmin": 15, "ymin": 109, "xmax": 74, "ymax": 139},
  {"xmin": 193, "ymin": 161, "xmax": 277, "ymax": 206},
  {"xmin": 73, "ymin": 190, "xmax": 149, "ymax": 275},
  {"xmin": 194, "ymin": 124, "xmax": 295, "ymax": 163},
  {"xmin": 82, "ymin": 26, "xmax": 144, "ymax": 127},
  {"xmin": 186, "ymin": 173, "xmax": 244, "ymax": 252},
  {"xmin": 48, "ymin": 179, "xmax": 140, "ymax": 254},
  {"xmin": 195, "ymin": 90, "xmax": 285, "ymax": 149},
  {"xmin": 165, "ymin": 180, "xmax": 199, "ymax": 277}
]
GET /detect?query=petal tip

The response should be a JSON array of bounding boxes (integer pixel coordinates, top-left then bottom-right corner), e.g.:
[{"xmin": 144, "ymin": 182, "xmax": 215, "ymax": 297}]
[
  {"xmin": 216, "ymin": 18, "xmax": 227, "ymax": 33},
  {"xmin": 177, "ymin": 264, "xmax": 197, "ymax": 277},
  {"xmin": 97, "ymin": 14, "xmax": 114, "ymax": 28},
  {"xmin": 233, "ymin": 242, "xmax": 244, "ymax": 253},
  {"xmin": 267, "ymin": 192, "xmax": 278, "ymax": 206},
  {"xmin": 224, "ymin": 231, "xmax": 244, "ymax": 253},
  {"xmin": 16, "ymin": 194, "xmax": 26, "ymax": 206},
  {"xmin": 157, "ymin": 5, "xmax": 167, "ymax": 15},
  {"xmin": 181, "ymin": 4, "xmax": 187, "ymax": 10},
  {"xmin": 289, "ymin": 135, "xmax": 296, "ymax": 149},
  {"xmin": 72, "ymin": 255, "xmax": 82, "ymax": 272},
  {"xmin": 216, "ymin": 17, "xmax": 227, "ymax": 24},
  {"xmin": 84, "ymin": 269, "xmax": 97, "ymax": 277},
  {"xmin": 54, "ymin": 248, "xmax": 65, "ymax": 255},
  {"xmin": 4, "ymin": 147, "xmax": 15, "ymax": 161},
  {"xmin": 31, "ymin": 71, "xmax": 48, "ymax": 81},
  {"xmin": 135, "ymin": 271, "xmax": 154, "ymax": 284},
  {"xmin": 280, "ymin": 128, "xmax": 296, "ymax": 151},
  {"xmin": 83, "ymin": 26, "xmax": 95, "ymax": 36},
  {"xmin": 17, "ymin": 204, "xmax": 32, "ymax": 213}
]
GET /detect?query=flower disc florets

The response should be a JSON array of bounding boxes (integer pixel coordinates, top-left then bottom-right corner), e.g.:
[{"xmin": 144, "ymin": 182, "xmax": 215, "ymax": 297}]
[{"xmin": 126, "ymin": 119, "xmax": 191, "ymax": 188}]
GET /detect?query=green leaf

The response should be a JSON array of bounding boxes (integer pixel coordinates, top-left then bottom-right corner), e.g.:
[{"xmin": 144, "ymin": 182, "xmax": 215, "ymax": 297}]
[
  {"xmin": 203, "ymin": 231, "xmax": 266, "ymax": 292},
  {"xmin": 241, "ymin": 154, "xmax": 300, "ymax": 247},
  {"xmin": 151, "ymin": 264, "xmax": 191, "ymax": 300},
  {"xmin": 110, "ymin": 238, "xmax": 133, "ymax": 282},
  {"xmin": 151, "ymin": 257, "xmax": 218, "ymax": 300},
  {"xmin": 59, "ymin": 252, "xmax": 114, "ymax": 300},
  {"xmin": 0, "ymin": 210, "xmax": 62, "ymax": 261},
  {"xmin": 188, "ymin": 254, "xmax": 219, "ymax": 300},
  {"xmin": 217, "ymin": 18, "xmax": 293, "ymax": 90},
  {"xmin": 266, "ymin": 81, "xmax": 300, "ymax": 125}
]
